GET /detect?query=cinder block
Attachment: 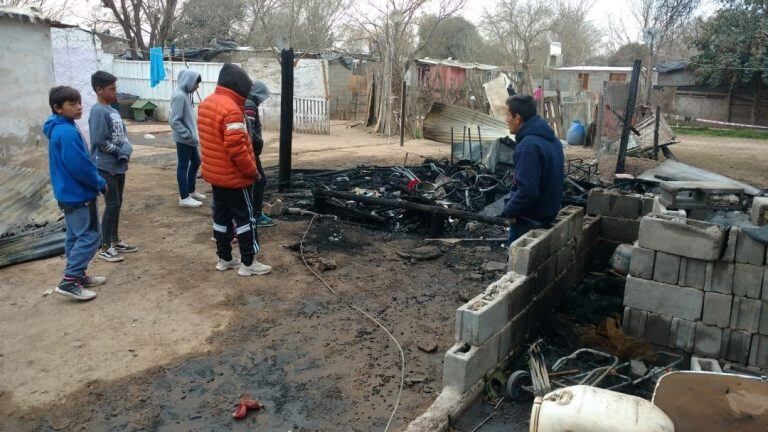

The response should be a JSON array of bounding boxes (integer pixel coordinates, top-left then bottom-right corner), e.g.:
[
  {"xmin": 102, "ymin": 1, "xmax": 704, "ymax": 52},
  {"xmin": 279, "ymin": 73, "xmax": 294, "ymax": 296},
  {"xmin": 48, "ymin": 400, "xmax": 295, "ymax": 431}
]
[
  {"xmin": 586, "ymin": 188, "xmax": 642, "ymax": 219},
  {"xmin": 733, "ymin": 263, "xmax": 763, "ymax": 299},
  {"xmin": 705, "ymin": 262, "xmax": 734, "ymax": 295},
  {"xmin": 730, "ymin": 297, "xmax": 762, "ymax": 333},
  {"xmin": 690, "ymin": 356, "xmax": 723, "ymax": 372},
  {"xmin": 645, "ymin": 313, "xmax": 672, "ymax": 346},
  {"xmin": 751, "ymin": 197, "xmax": 768, "ymax": 226},
  {"xmin": 641, "ymin": 194, "xmax": 655, "ymax": 216},
  {"xmin": 761, "ymin": 301, "xmax": 768, "ymax": 335},
  {"xmin": 443, "ymin": 341, "xmax": 498, "ymax": 392},
  {"xmin": 638, "ymin": 214, "xmax": 726, "ymax": 261},
  {"xmin": 535, "ymin": 256, "xmax": 557, "ymax": 293},
  {"xmin": 727, "ymin": 330, "xmax": 752, "ymax": 364},
  {"xmin": 600, "ymin": 216, "xmax": 640, "ymax": 243},
  {"xmin": 694, "ymin": 322, "xmax": 723, "ymax": 358},
  {"xmin": 623, "ymin": 276, "xmax": 704, "ymax": 321},
  {"xmin": 653, "ymin": 252, "xmax": 681, "ymax": 284},
  {"xmin": 735, "ymin": 229, "xmax": 766, "ymax": 265},
  {"xmin": 722, "ymin": 228, "xmax": 738, "ymax": 262},
  {"xmin": 555, "ymin": 241, "xmax": 575, "ymax": 275},
  {"xmin": 559, "ymin": 205, "xmax": 585, "ymax": 241},
  {"xmin": 629, "ymin": 246, "xmax": 655, "ymax": 280},
  {"xmin": 548, "ymin": 217, "xmax": 570, "ymax": 254},
  {"xmin": 507, "ymin": 230, "xmax": 549, "ymax": 276},
  {"xmin": 623, "ymin": 307, "xmax": 648, "ymax": 338},
  {"xmin": 576, "ymin": 215, "xmax": 601, "ymax": 257},
  {"xmin": 702, "ymin": 292, "xmax": 733, "ymax": 328},
  {"xmin": 720, "ymin": 328, "xmax": 732, "ymax": 359},
  {"xmin": 749, "ymin": 334, "xmax": 768, "ymax": 368},
  {"xmin": 455, "ymin": 273, "xmax": 531, "ymax": 345},
  {"xmin": 669, "ymin": 318, "xmax": 696, "ymax": 352},
  {"xmin": 679, "ymin": 258, "xmax": 711, "ymax": 290},
  {"xmin": 497, "ymin": 309, "xmax": 530, "ymax": 363},
  {"xmin": 764, "ymin": 268, "xmax": 768, "ymax": 300}
]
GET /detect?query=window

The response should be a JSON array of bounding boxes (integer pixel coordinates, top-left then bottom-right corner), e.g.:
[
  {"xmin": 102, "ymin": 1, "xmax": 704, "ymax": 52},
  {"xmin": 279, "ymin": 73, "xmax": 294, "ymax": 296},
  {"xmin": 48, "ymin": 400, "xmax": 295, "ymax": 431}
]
[
  {"xmin": 609, "ymin": 73, "xmax": 627, "ymax": 82},
  {"xmin": 577, "ymin": 73, "xmax": 589, "ymax": 90}
]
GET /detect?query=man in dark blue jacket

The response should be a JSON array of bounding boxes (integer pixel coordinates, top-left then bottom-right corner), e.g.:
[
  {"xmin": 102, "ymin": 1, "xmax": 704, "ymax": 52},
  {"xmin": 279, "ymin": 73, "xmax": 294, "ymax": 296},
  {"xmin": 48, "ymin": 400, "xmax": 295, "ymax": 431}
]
[{"xmin": 501, "ymin": 94, "xmax": 565, "ymax": 244}]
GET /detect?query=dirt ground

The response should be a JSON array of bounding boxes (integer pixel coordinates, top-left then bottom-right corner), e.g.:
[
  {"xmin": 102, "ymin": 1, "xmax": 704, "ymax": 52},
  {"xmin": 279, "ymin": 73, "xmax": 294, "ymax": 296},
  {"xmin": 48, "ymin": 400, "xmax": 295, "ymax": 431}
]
[
  {"xmin": 0, "ymin": 122, "xmax": 504, "ymax": 431},
  {"xmin": 1, "ymin": 121, "xmax": 765, "ymax": 431}
]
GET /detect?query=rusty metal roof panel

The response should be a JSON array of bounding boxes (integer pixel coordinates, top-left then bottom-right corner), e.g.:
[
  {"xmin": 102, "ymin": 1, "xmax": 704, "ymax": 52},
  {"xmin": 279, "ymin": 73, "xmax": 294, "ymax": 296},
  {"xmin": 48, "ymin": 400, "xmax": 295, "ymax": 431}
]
[
  {"xmin": 0, "ymin": 165, "xmax": 61, "ymax": 239},
  {"xmin": 423, "ymin": 102, "xmax": 511, "ymax": 144}
]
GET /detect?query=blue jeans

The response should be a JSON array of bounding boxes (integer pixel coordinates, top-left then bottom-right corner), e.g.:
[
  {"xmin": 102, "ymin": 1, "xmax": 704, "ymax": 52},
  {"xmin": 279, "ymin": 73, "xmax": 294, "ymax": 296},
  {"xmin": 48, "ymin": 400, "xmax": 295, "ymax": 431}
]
[
  {"xmin": 176, "ymin": 143, "xmax": 200, "ymax": 199},
  {"xmin": 62, "ymin": 200, "xmax": 101, "ymax": 278},
  {"xmin": 507, "ymin": 218, "xmax": 546, "ymax": 245}
]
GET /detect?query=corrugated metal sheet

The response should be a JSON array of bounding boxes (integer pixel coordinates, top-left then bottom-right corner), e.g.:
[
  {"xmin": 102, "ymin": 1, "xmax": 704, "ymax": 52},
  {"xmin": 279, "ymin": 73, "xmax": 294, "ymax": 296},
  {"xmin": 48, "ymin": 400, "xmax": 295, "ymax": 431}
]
[
  {"xmin": 423, "ymin": 102, "xmax": 510, "ymax": 144},
  {"xmin": 0, "ymin": 5, "xmax": 52, "ymax": 24},
  {"xmin": 416, "ymin": 58, "xmax": 499, "ymax": 71},
  {"xmin": 0, "ymin": 165, "xmax": 61, "ymax": 237},
  {"xmin": 638, "ymin": 160, "xmax": 762, "ymax": 196}
]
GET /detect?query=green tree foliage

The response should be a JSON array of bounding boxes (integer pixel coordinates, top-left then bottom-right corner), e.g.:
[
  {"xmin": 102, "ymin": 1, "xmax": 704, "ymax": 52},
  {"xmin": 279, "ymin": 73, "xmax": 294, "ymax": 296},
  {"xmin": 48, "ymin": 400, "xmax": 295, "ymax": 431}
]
[
  {"xmin": 417, "ymin": 15, "xmax": 484, "ymax": 61},
  {"xmin": 172, "ymin": 0, "xmax": 247, "ymax": 47},
  {"xmin": 691, "ymin": 0, "xmax": 768, "ymax": 86}
]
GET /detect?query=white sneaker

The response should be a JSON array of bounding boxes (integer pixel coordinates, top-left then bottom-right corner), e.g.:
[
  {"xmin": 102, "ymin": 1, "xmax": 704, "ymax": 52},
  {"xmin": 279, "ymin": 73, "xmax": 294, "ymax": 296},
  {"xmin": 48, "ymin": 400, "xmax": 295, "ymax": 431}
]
[
  {"xmin": 216, "ymin": 257, "xmax": 241, "ymax": 271},
  {"xmin": 238, "ymin": 260, "xmax": 272, "ymax": 276},
  {"xmin": 179, "ymin": 196, "xmax": 203, "ymax": 208},
  {"xmin": 190, "ymin": 191, "xmax": 207, "ymax": 200}
]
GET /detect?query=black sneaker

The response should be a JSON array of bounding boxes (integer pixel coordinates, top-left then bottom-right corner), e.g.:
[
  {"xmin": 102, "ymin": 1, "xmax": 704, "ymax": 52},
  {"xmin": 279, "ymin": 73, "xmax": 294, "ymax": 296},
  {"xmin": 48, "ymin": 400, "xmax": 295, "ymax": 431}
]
[
  {"xmin": 55, "ymin": 280, "xmax": 96, "ymax": 301},
  {"xmin": 115, "ymin": 241, "xmax": 138, "ymax": 253},
  {"xmin": 80, "ymin": 274, "xmax": 106, "ymax": 287},
  {"xmin": 98, "ymin": 246, "xmax": 124, "ymax": 262}
]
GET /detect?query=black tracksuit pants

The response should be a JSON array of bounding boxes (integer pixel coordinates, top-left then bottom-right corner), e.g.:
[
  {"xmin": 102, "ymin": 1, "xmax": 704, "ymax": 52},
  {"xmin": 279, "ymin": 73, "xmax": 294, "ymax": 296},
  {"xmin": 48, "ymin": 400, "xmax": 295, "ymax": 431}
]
[{"xmin": 212, "ymin": 184, "xmax": 260, "ymax": 266}]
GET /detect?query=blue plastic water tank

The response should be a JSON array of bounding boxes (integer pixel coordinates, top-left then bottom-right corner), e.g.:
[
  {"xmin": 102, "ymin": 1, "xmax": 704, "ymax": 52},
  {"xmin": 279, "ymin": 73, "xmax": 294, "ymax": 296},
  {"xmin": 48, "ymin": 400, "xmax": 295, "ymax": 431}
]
[{"xmin": 566, "ymin": 120, "xmax": 587, "ymax": 146}]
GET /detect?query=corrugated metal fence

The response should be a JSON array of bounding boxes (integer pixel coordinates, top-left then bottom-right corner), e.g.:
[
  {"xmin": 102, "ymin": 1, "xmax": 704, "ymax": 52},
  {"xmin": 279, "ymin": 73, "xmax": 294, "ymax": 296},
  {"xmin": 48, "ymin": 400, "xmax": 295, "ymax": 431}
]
[{"xmin": 112, "ymin": 60, "xmax": 330, "ymax": 135}]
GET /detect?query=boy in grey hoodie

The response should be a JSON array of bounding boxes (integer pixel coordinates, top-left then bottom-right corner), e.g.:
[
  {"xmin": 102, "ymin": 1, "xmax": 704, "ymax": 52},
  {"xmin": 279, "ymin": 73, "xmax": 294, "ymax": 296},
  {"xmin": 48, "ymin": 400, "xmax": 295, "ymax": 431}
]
[{"xmin": 169, "ymin": 69, "xmax": 206, "ymax": 208}]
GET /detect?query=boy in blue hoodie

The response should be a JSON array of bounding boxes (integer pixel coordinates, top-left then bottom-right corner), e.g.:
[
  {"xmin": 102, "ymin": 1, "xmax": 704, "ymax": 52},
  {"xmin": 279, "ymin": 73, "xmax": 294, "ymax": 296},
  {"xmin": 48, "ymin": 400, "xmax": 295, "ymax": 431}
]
[
  {"xmin": 501, "ymin": 94, "xmax": 565, "ymax": 244},
  {"xmin": 45, "ymin": 86, "xmax": 107, "ymax": 301}
]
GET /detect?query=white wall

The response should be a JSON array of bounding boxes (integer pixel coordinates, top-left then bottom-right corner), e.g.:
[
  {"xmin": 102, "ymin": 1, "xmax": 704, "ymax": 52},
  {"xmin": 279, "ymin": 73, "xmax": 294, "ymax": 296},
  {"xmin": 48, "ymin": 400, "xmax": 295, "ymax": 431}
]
[
  {"xmin": 0, "ymin": 18, "xmax": 54, "ymax": 162},
  {"xmin": 51, "ymin": 27, "xmax": 114, "ymax": 144}
]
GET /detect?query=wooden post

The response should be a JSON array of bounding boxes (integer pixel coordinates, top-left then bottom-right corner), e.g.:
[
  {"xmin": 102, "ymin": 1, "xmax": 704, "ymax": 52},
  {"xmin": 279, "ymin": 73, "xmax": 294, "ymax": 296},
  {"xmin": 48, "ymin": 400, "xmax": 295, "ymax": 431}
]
[
  {"xmin": 653, "ymin": 105, "xmax": 661, "ymax": 161},
  {"xmin": 400, "ymin": 79, "xmax": 406, "ymax": 147},
  {"xmin": 615, "ymin": 59, "xmax": 642, "ymax": 174},
  {"xmin": 279, "ymin": 48, "xmax": 294, "ymax": 191},
  {"xmin": 726, "ymin": 88, "xmax": 733, "ymax": 122}
]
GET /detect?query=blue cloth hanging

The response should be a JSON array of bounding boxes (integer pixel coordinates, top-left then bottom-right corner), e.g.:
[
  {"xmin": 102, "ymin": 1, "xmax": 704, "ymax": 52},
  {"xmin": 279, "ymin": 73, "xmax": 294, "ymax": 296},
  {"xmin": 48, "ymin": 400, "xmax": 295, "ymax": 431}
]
[{"xmin": 149, "ymin": 47, "xmax": 166, "ymax": 88}]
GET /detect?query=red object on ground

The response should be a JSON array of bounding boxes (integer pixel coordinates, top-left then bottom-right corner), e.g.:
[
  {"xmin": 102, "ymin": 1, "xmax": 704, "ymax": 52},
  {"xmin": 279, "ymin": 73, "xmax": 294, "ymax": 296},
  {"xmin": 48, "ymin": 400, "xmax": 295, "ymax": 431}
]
[
  {"xmin": 232, "ymin": 394, "xmax": 264, "ymax": 420},
  {"xmin": 407, "ymin": 179, "xmax": 421, "ymax": 191}
]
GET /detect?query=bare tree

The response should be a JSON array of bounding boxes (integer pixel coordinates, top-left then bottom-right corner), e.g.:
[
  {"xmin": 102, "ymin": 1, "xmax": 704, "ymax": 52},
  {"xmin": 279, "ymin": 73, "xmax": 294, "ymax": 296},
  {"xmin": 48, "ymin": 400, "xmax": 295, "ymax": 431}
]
[
  {"xmin": 483, "ymin": 0, "xmax": 556, "ymax": 94},
  {"xmin": 99, "ymin": 0, "xmax": 179, "ymax": 58},
  {"xmin": 173, "ymin": 0, "xmax": 248, "ymax": 47},
  {"xmin": 606, "ymin": 0, "xmax": 701, "ymax": 103},
  {"xmin": 552, "ymin": 0, "xmax": 602, "ymax": 66},
  {"xmin": 2, "ymin": 0, "xmax": 73, "ymax": 20},
  {"xmin": 348, "ymin": 0, "xmax": 466, "ymax": 135},
  {"xmin": 244, "ymin": 0, "xmax": 348, "ymax": 51}
]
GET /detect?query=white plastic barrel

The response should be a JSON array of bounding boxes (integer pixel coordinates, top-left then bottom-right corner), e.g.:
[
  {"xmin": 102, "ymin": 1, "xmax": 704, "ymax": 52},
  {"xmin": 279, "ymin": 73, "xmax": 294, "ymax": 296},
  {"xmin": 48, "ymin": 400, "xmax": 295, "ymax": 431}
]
[{"xmin": 530, "ymin": 385, "xmax": 675, "ymax": 432}]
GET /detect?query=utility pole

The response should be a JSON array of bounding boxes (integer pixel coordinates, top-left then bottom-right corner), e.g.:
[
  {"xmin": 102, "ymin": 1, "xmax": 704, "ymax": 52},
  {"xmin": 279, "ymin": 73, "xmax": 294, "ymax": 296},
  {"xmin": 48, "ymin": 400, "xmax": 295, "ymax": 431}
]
[
  {"xmin": 616, "ymin": 59, "xmax": 642, "ymax": 174},
  {"xmin": 278, "ymin": 48, "xmax": 294, "ymax": 191}
]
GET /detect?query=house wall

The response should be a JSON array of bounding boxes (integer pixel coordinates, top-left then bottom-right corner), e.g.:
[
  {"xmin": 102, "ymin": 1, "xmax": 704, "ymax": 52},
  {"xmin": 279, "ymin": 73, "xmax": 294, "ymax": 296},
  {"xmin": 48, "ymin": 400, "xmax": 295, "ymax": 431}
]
[
  {"xmin": 0, "ymin": 18, "xmax": 54, "ymax": 162},
  {"xmin": 51, "ymin": 27, "xmax": 114, "ymax": 144},
  {"xmin": 327, "ymin": 60, "xmax": 353, "ymax": 120},
  {"xmin": 657, "ymin": 70, "xmax": 696, "ymax": 87},
  {"xmin": 674, "ymin": 92, "xmax": 730, "ymax": 121}
]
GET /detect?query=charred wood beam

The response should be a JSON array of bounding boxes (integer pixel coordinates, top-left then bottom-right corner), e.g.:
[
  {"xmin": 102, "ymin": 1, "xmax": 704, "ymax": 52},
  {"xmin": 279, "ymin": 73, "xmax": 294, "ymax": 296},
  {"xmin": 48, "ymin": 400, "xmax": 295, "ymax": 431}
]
[{"xmin": 313, "ymin": 189, "xmax": 510, "ymax": 227}]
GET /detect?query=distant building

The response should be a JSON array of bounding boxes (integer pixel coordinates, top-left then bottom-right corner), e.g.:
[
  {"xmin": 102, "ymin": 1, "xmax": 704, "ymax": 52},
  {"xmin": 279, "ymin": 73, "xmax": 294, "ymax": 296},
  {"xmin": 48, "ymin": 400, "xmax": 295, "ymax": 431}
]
[
  {"xmin": 654, "ymin": 60, "xmax": 767, "ymax": 126},
  {"xmin": 407, "ymin": 57, "xmax": 502, "ymax": 110},
  {"xmin": 553, "ymin": 66, "xmax": 637, "ymax": 97}
]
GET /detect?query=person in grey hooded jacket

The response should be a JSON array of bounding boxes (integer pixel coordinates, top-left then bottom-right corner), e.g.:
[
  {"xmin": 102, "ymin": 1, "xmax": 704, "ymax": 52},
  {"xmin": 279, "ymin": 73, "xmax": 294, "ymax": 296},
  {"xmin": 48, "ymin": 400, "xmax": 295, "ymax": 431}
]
[{"xmin": 169, "ymin": 69, "xmax": 206, "ymax": 207}]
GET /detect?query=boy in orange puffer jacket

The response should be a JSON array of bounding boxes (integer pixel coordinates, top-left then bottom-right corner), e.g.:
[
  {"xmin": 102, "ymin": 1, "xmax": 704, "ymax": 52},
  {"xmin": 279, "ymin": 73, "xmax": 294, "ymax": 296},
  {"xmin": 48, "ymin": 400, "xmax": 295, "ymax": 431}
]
[{"xmin": 198, "ymin": 63, "xmax": 271, "ymax": 276}]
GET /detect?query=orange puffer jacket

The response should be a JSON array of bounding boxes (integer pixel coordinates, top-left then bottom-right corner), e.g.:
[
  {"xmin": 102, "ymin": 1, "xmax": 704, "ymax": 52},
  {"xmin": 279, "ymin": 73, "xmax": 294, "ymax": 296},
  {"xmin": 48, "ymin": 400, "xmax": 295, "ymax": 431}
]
[{"xmin": 198, "ymin": 86, "xmax": 258, "ymax": 188}]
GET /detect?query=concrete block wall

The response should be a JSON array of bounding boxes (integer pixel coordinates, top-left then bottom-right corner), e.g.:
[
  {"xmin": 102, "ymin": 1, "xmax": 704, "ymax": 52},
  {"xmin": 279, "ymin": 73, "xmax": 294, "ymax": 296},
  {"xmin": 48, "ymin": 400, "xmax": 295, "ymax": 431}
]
[
  {"xmin": 586, "ymin": 189, "xmax": 651, "ymax": 262},
  {"xmin": 623, "ymin": 218, "xmax": 768, "ymax": 370},
  {"xmin": 443, "ymin": 206, "xmax": 594, "ymax": 394}
]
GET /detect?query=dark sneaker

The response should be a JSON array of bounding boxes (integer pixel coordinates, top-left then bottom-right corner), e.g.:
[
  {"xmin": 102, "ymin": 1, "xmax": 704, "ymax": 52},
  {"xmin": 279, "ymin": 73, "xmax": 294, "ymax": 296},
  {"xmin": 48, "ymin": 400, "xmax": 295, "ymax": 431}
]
[
  {"xmin": 256, "ymin": 214, "xmax": 277, "ymax": 227},
  {"xmin": 115, "ymin": 241, "xmax": 138, "ymax": 253},
  {"xmin": 80, "ymin": 274, "xmax": 106, "ymax": 287},
  {"xmin": 55, "ymin": 280, "xmax": 96, "ymax": 301},
  {"xmin": 98, "ymin": 246, "xmax": 124, "ymax": 262}
]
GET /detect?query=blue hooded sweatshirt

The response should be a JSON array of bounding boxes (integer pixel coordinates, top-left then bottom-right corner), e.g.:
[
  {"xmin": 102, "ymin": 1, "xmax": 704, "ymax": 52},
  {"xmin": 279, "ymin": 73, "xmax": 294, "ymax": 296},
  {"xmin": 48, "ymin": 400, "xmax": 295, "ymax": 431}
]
[
  {"xmin": 501, "ymin": 115, "xmax": 565, "ymax": 224},
  {"xmin": 44, "ymin": 114, "xmax": 106, "ymax": 207}
]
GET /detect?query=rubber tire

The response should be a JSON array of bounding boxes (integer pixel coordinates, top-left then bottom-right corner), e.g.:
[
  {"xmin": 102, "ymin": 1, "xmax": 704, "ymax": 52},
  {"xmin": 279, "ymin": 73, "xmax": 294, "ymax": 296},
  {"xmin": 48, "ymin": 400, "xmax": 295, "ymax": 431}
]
[{"xmin": 506, "ymin": 370, "xmax": 534, "ymax": 402}]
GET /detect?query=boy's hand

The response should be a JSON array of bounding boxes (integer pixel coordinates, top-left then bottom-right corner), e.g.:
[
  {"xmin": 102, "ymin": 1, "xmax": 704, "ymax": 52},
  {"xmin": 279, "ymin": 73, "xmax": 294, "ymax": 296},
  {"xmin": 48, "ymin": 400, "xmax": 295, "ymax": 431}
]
[{"xmin": 101, "ymin": 184, "xmax": 108, "ymax": 194}]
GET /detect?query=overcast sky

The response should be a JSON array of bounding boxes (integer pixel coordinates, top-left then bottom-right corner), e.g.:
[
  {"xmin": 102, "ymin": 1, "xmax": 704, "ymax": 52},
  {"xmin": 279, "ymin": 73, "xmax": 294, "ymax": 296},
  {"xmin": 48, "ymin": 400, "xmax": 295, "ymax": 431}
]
[{"xmin": 57, "ymin": 0, "xmax": 715, "ymax": 47}]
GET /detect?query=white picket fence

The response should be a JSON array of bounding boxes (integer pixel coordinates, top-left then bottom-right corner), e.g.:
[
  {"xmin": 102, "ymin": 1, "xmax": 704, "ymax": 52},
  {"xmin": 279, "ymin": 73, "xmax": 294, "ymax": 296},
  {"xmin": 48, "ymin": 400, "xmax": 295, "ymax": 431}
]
[{"xmin": 112, "ymin": 59, "xmax": 330, "ymax": 134}]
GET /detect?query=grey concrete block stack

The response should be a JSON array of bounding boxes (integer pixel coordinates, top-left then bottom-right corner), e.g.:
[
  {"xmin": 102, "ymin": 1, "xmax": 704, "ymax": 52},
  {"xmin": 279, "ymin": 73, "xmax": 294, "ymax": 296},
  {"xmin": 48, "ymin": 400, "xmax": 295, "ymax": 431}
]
[
  {"xmin": 443, "ymin": 205, "xmax": 594, "ymax": 393},
  {"xmin": 622, "ymin": 214, "xmax": 768, "ymax": 370},
  {"xmin": 586, "ymin": 188, "xmax": 652, "ymax": 261}
]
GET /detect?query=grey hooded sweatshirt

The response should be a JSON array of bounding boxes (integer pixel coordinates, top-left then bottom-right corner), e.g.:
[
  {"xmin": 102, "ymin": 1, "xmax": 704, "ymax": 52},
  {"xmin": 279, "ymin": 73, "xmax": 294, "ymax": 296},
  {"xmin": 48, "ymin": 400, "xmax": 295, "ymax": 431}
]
[{"xmin": 169, "ymin": 69, "xmax": 201, "ymax": 146}]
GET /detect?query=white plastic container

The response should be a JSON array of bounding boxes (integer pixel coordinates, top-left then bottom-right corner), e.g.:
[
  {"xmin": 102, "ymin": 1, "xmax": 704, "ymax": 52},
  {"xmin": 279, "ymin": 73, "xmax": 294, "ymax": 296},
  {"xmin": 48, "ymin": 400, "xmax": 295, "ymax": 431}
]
[{"xmin": 530, "ymin": 385, "xmax": 674, "ymax": 432}]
